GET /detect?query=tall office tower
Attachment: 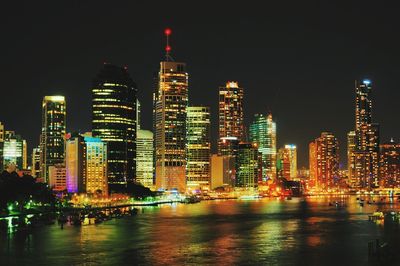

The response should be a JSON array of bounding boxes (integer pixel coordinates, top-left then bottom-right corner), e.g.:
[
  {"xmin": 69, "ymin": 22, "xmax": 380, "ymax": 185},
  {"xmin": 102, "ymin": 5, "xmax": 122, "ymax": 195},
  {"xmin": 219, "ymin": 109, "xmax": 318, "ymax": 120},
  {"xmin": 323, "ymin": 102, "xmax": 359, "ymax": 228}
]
[
  {"xmin": 0, "ymin": 122, "xmax": 4, "ymax": 171},
  {"xmin": 186, "ymin": 106, "xmax": 211, "ymax": 191},
  {"xmin": 154, "ymin": 60, "xmax": 188, "ymax": 192},
  {"xmin": 136, "ymin": 129, "xmax": 154, "ymax": 188},
  {"xmin": 48, "ymin": 164, "xmax": 66, "ymax": 191},
  {"xmin": 348, "ymin": 79, "xmax": 380, "ymax": 189},
  {"xmin": 309, "ymin": 132, "xmax": 339, "ymax": 191},
  {"xmin": 235, "ymin": 143, "xmax": 260, "ymax": 189},
  {"xmin": 31, "ymin": 146, "xmax": 41, "ymax": 178},
  {"xmin": 40, "ymin": 96, "xmax": 66, "ymax": 183},
  {"xmin": 66, "ymin": 134, "xmax": 108, "ymax": 195},
  {"xmin": 277, "ymin": 145, "xmax": 297, "ymax": 180},
  {"xmin": 249, "ymin": 113, "xmax": 277, "ymax": 181},
  {"xmin": 85, "ymin": 136, "xmax": 108, "ymax": 195},
  {"xmin": 218, "ymin": 81, "xmax": 244, "ymax": 155},
  {"xmin": 379, "ymin": 139, "xmax": 400, "ymax": 188},
  {"xmin": 2, "ymin": 132, "xmax": 27, "ymax": 170},
  {"xmin": 347, "ymin": 131, "xmax": 356, "ymax": 186},
  {"xmin": 92, "ymin": 64, "xmax": 137, "ymax": 189}
]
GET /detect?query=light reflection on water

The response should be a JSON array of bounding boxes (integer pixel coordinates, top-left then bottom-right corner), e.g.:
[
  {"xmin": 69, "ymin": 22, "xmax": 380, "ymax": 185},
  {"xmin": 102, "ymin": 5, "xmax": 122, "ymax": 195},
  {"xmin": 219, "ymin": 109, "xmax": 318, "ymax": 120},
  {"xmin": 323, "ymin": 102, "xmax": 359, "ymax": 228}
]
[{"xmin": 1, "ymin": 196, "xmax": 399, "ymax": 265}]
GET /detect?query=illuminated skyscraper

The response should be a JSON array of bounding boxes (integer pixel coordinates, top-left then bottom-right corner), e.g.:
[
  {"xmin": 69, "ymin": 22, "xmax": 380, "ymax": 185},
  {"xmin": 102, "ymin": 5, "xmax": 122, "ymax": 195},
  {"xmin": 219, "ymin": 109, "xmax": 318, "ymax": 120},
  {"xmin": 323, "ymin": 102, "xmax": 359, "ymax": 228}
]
[
  {"xmin": 49, "ymin": 164, "xmax": 66, "ymax": 192},
  {"xmin": 309, "ymin": 132, "xmax": 339, "ymax": 191},
  {"xmin": 31, "ymin": 146, "xmax": 41, "ymax": 178},
  {"xmin": 136, "ymin": 129, "xmax": 154, "ymax": 188},
  {"xmin": 379, "ymin": 139, "xmax": 400, "ymax": 188},
  {"xmin": 40, "ymin": 96, "xmax": 66, "ymax": 183},
  {"xmin": 186, "ymin": 106, "xmax": 211, "ymax": 191},
  {"xmin": 3, "ymin": 132, "xmax": 27, "ymax": 170},
  {"xmin": 249, "ymin": 113, "xmax": 277, "ymax": 180},
  {"xmin": 154, "ymin": 61, "xmax": 188, "ymax": 192},
  {"xmin": 235, "ymin": 143, "xmax": 260, "ymax": 189},
  {"xmin": 218, "ymin": 81, "xmax": 244, "ymax": 155},
  {"xmin": 92, "ymin": 64, "xmax": 137, "ymax": 189},
  {"xmin": 66, "ymin": 134, "xmax": 108, "ymax": 195},
  {"xmin": 348, "ymin": 79, "xmax": 380, "ymax": 189},
  {"xmin": 277, "ymin": 145, "xmax": 297, "ymax": 180}
]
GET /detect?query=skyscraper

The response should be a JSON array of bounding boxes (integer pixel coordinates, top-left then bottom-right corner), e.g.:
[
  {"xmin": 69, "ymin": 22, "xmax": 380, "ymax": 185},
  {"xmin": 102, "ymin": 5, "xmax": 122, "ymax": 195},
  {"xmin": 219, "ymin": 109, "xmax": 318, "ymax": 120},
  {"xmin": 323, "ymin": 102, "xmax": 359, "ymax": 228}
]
[
  {"xmin": 309, "ymin": 132, "xmax": 339, "ymax": 191},
  {"xmin": 40, "ymin": 96, "xmax": 66, "ymax": 182},
  {"xmin": 66, "ymin": 134, "xmax": 108, "ymax": 195},
  {"xmin": 218, "ymin": 81, "xmax": 244, "ymax": 155},
  {"xmin": 249, "ymin": 113, "xmax": 277, "ymax": 181},
  {"xmin": 2, "ymin": 132, "xmax": 27, "ymax": 170},
  {"xmin": 379, "ymin": 139, "xmax": 400, "ymax": 188},
  {"xmin": 186, "ymin": 106, "xmax": 211, "ymax": 191},
  {"xmin": 31, "ymin": 146, "xmax": 41, "ymax": 178},
  {"xmin": 235, "ymin": 143, "xmax": 260, "ymax": 189},
  {"xmin": 277, "ymin": 145, "xmax": 297, "ymax": 180},
  {"xmin": 136, "ymin": 129, "xmax": 154, "ymax": 188},
  {"xmin": 348, "ymin": 79, "xmax": 380, "ymax": 189},
  {"xmin": 0, "ymin": 122, "xmax": 4, "ymax": 171},
  {"xmin": 154, "ymin": 61, "xmax": 188, "ymax": 192},
  {"xmin": 91, "ymin": 64, "xmax": 137, "ymax": 189}
]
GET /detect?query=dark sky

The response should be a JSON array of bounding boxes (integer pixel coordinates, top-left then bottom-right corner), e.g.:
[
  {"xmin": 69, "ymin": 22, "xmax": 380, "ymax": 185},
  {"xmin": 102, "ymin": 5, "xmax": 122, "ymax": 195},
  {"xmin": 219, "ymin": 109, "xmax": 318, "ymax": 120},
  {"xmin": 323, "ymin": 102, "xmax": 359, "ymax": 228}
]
[{"xmin": 1, "ymin": 1, "xmax": 400, "ymax": 168}]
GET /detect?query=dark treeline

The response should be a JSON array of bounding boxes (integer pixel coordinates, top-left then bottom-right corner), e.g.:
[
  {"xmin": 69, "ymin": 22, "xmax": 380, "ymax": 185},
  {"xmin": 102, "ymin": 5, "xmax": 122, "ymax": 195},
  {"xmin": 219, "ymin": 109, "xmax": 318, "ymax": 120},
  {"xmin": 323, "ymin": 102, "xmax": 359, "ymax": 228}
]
[{"xmin": 0, "ymin": 170, "xmax": 55, "ymax": 214}]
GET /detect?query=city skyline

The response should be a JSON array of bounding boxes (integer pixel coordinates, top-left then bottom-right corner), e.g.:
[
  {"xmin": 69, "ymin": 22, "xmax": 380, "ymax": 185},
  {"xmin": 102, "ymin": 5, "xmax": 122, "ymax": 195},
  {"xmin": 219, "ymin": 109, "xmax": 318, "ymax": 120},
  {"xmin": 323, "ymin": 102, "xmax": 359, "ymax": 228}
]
[{"xmin": 2, "ymin": 1, "xmax": 400, "ymax": 168}]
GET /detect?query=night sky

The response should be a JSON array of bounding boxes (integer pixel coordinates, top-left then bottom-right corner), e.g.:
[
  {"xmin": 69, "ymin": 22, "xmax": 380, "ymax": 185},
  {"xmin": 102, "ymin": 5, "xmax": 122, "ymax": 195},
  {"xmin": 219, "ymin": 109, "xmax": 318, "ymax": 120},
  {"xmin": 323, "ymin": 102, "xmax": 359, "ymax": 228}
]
[{"xmin": 2, "ymin": 1, "xmax": 400, "ymax": 168}]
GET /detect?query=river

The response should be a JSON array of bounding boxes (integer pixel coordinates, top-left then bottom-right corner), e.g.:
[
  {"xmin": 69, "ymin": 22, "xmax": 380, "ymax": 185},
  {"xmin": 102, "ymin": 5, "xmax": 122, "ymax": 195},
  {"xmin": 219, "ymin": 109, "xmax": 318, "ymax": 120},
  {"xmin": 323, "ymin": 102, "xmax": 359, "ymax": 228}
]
[{"xmin": 1, "ymin": 196, "xmax": 400, "ymax": 265}]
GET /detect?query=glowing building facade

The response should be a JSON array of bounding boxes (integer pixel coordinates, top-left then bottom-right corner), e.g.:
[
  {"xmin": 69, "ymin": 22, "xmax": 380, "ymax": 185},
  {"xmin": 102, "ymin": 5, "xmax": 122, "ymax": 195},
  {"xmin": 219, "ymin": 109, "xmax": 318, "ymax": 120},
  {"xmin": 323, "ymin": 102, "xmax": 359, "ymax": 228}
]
[
  {"xmin": 186, "ymin": 106, "xmax": 211, "ymax": 191},
  {"xmin": 31, "ymin": 146, "xmax": 41, "ymax": 178},
  {"xmin": 277, "ymin": 145, "xmax": 297, "ymax": 180},
  {"xmin": 218, "ymin": 81, "xmax": 244, "ymax": 155},
  {"xmin": 235, "ymin": 143, "xmax": 260, "ymax": 189},
  {"xmin": 40, "ymin": 96, "xmax": 66, "ymax": 183},
  {"xmin": 309, "ymin": 132, "xmax": 339, "ymax": 191},
  {"xmin": 49, "ymin": 164, "xmax": 66, "ymax": 191},
  {"xmin": 0, "ymin": 122, "xmax": 4, "ymax": 171},
  {"xmin": 379, "ymin": 139, "xmax": 400, "ymax": 188},
  {"xmin": 2, "ymin": 132, "xmax": 27, "ymax": 170},
  {"xmin": 92, "ymin": 64, "xmax": 137, "ymax": 189},
  {"xmin": 348, "ymin": 79, "xmax": 380, "ymax": 189},
  {"xmin": 136, "ymin": 129, "xmax": 154, "ymax": 188},
  {"xmin": 249, "ymin": 113, "xmax": 277, "ymax": 181},
  {"xmin": 66, "ymin": 134, "xmax": 108, "ymax": 195},
  {"xmin": 154, "ymin": 61, "xmax": 188, "ymax": 192}
]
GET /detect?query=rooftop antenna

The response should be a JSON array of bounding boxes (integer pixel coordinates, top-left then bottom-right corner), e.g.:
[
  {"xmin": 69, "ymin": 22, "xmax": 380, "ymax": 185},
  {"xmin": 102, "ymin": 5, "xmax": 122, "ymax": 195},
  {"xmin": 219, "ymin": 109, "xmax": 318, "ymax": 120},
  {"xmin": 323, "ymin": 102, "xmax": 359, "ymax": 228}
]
[{"xmin": 164, "ymin": 28, "xmax": 174, "ymax": 61}]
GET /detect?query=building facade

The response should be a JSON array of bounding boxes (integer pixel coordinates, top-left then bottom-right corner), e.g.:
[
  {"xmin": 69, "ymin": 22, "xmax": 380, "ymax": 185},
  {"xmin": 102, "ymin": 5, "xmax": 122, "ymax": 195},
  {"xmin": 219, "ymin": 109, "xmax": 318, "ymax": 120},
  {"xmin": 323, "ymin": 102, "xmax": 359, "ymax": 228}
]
[
  {"xmin": 136, "ymin": 129, "xmax": 154, "ymax": 188},
  {"xmin": 2, "ymin": 132, "xmax": 27, "ymax": 170},
  {"xmin": 218, "ymin": 81, "xmax": 244, "ymax": 155},
  {"xmin": 235, "ymin": 143, "xmax": 260, "ymax": 189},
  {"xmin": 154, "ymin": 61, "xmax": 188, "ymax": 192},
  {"xmin": 309, "ymin": 132, "xmax": 340, "ymax": 191},
  {"xmin": 40, "ymin": 96, "xmax": 66, "ymax": 183},
  {"xmin": 49, "ymin": 164, "xmax": 66, "ymax": 192},
  {"xmin": 379, "ymin": 139, "xmax": 400, "ymax": 188},
  {"xmin": 186, "ymin": 106, "xmax": 211, "ymax": 191},
  {"xmin": 91, "ymin": 64, "xmax": 137, "ymax": 189},
  {"xmin": 31, "ymin": 146, "xmax": 41, "ymax": 178},
  {"xmin": 249, "ymin": 113, "xmax": 277, "ymax": 181},
  {"xmin": 277, "ymin": 145, "xmax": 297, "ymax": 180}
]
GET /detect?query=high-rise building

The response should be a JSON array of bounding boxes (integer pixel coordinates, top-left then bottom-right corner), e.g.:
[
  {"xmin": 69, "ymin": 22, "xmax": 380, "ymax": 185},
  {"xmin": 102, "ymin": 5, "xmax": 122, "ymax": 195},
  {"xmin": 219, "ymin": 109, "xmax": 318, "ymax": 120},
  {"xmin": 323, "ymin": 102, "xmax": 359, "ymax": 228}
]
[
  {"xmin": 2, "ymin": 132, "xmax": 27, "ymax": 170},
  {"xmin": 31, "ymin": 146, "xmax": 41, "ymax": 178},
  {"xmin": 40, "ymin": 96, "xmax": 66, "ymax": 183},
  {"xmin": 379, "ymin": 139, "xmax": 400, "ymax": 188},
  {"xmin": 277, "ymin": 145, "xmax": 297, "ymax": 180},
  {"xmin": 218, "ymin": 81, "xmax": 244, "ymax": 155},
  {"xmin": 91, "ymin": 64, "xmax": 137, "ymax": 189},
  {"xmin": 186, "ymin": 106, "xmax": 211, "ymax": 191},
  {"xmin": 249, "ymin": 113, "xmax": 277, "ymax": 181},
  {"xmin": 235, "ymin": 143, "xmax": 260, "ymax": 189},
  {"xmin": 137, "ymin": 99, "xmax": 141, "ymax": 131},
  {"xmin": 348, "ymin": 79, "xmax": 380, "ymax": 189},
  {"xmin": 48, "ymin": 164, "xmax": 66, "ymax": 192},
  {"xmin": 136, "ymin": 129, "xmax": 154, "ymax": 188},
  {"xmin": 154, "ymin": 61, "xmax": 188, "ymax": 192},
  {"xmin": 66, "ymin": 134, "xmax": 108, "ymax": 195},
  {"xmin": 210, "ymin": 154, "xmax": 236, "ymax": 190},
  {"xmin": 309, "ymin": 132, "xmax": 340, "ymax": 191}
]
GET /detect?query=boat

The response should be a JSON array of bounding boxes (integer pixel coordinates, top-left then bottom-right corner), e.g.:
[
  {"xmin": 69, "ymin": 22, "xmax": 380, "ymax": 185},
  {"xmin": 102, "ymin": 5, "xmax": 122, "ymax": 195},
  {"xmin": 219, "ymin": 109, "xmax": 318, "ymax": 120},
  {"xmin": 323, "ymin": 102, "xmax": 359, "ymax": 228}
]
[{"xmin": 239, "ymin": 195, "xmax": 262, "ymax": 200}]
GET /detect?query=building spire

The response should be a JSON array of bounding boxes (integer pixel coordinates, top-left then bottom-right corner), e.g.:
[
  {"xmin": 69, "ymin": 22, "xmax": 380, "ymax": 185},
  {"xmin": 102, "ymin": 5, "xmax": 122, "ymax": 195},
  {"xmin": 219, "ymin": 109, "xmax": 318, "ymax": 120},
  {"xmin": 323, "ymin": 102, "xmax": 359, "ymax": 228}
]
[{"xmin": 164, "ymin": 28, "xmax": 174, "ymax": 61}]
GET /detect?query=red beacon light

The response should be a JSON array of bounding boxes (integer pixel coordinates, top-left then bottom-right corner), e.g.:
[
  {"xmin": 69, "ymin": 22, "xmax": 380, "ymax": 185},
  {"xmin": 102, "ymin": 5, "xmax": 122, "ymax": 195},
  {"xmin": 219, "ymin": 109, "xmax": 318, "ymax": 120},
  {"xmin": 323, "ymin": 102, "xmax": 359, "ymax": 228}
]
[
  {"xmin": 164, "ymin": 28, "xmax": 172, "ymax": 36},
  {"xmin": 165, "ymin": 45, "xmax": 171, "ymax": 52}
]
